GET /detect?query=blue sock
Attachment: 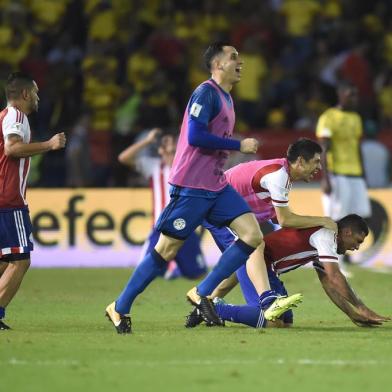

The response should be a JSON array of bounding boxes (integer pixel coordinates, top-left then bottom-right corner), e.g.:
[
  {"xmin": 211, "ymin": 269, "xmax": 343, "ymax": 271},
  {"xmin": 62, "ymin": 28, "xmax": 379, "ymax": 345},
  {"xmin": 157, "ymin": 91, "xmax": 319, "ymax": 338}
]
[
  {"xmin": 259, "ymin": 290, "xmax": 278, "ymax": 309},
  {"xmin": 215, "ymin": 303, "xmax": 266, "ymax": 328},
  {"xmin": 115, "ymin": 250, "xmax": 167, "ymax": 314},
  {"xmin": 0, "ymin": 307, "xmax": 4, "ymax": 319},
  {"xmin": 197, "ymin": 239, "xmax": 255, "ymax": 296}
]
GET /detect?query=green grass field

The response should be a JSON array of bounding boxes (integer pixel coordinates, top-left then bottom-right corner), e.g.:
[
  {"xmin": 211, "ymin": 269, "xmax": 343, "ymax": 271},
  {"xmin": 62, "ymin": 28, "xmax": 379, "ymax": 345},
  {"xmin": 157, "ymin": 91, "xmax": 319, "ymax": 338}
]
[{"xmin": 1, "ymin": 267, "xmax": 392, "ymax": 391}]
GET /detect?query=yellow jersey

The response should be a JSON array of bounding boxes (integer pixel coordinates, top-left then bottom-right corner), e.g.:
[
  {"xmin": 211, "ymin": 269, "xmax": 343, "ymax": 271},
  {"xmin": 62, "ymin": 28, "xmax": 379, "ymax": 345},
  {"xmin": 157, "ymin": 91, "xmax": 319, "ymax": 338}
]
[{"xmin": 316, "ymin": 107, "xmax": 363, "ymax": 176}]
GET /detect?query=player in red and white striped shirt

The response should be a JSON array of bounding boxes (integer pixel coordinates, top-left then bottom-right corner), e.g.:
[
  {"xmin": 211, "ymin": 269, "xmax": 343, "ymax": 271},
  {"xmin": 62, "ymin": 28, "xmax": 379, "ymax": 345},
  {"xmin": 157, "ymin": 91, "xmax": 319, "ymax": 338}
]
[
  {"xmin": 0, "ymin": 72, "xmax": 66, "ymax": 330},
  {"xmin": 118, "ymin": 128, "xmax": 207, "ymax": 280},
  {"xmin": 209, "ymin": 214, "xmax": 390, "ymax": 328}
]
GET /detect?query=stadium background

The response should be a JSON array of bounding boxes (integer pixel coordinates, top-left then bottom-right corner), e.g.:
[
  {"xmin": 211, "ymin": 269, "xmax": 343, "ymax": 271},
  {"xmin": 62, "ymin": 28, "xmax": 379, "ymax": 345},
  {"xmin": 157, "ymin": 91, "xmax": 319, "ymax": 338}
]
[
  {"xmin": 2, "ymin": 2, "xmax": 392, "ymax": 391},
  {"xmin": 0, "ymin": 0, "xmax": 390, "ymax": 269}
]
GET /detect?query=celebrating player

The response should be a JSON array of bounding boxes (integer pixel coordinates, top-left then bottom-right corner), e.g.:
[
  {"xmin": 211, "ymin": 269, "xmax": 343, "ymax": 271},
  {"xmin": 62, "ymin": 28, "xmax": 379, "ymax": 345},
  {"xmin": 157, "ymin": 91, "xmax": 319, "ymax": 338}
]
[
  {"xmin": 201, "ymin": 138, "xmax": 337, "ymax": 301},
  {"xmin": 105, "ymin": 42, "xmax": 301, "ymax": 334},
  {"xmin": 187, "ymin": 214, "xmax": 390, "ymax": 328},
  {"xmin": 118, "ymin": 127, "xmax": 207, "ymax": 280},
  {"xmin": 0, "ymin": 72, "xmax": 66, "ymax": 330}
]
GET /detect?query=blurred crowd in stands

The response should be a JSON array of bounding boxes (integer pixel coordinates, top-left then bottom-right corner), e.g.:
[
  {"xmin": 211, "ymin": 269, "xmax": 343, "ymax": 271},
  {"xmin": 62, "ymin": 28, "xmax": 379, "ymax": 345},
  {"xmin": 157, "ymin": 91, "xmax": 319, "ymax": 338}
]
[{"xmin": 0, "ymin": 0, "xmax": 391, "ymax": 187}]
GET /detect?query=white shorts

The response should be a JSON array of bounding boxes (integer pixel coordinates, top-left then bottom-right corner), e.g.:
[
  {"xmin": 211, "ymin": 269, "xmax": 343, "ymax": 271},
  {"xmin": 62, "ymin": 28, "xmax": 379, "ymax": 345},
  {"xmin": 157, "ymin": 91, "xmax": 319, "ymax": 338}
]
[{"xmin": 322, "ymin": 174, "xmax": 371, "ymax": 220}]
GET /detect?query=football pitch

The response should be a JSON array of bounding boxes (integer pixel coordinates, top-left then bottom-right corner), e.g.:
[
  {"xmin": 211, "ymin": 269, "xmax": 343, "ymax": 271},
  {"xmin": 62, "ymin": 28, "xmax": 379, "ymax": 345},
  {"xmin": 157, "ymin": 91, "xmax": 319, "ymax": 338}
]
[{"xmin": 1, "ymin": 267, "xmax": 392, "ymax": 391}]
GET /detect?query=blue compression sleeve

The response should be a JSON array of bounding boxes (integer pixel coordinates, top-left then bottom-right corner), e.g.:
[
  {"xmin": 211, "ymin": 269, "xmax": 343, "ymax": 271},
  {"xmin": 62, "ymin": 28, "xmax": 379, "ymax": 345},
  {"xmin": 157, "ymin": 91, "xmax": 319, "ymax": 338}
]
[
  {"xmin": 215, "ymin": 303, "xmax": 266, "ymax": 328},
  {"xmin": 188, "ymin": 119, "xmax": 241, "ymax": 151}
]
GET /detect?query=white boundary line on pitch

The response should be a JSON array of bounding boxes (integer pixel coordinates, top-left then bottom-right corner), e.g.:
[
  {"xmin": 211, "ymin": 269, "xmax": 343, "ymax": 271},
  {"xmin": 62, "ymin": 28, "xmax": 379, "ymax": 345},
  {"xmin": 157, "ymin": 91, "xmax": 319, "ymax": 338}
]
[{"xmin": 1, "ymin": 358, "xmax": 389, "ymax": 367}]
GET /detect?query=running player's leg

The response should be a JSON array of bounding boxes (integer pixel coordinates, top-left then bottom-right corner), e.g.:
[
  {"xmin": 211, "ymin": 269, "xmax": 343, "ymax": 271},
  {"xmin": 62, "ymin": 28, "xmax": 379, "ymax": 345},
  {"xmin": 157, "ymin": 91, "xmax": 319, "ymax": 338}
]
[
  {"xmin": 268, "ymin": 271, "xmax": 293, "ymax": 327},
  {"xmin": 202, "ymin": 223, "xmax": 239, "ymax": 297},
  {"xmin": 0, "ymin": 256, "xmax": 30, "ymax": 308},
  {"xmin": 188, "ymin": 264, "xmax": 294, "ymax": 329},
  {"xmin": 211, "ymin": 265, "xmax": 291, "ymax": 328},
  {"xmin": 113, "ymin": 233, "xmax": 179, "ymax": 311},
  {"xmin": 214, "ymin": 302, "xmax": 266, "ymax": 328},
  {"xmin": 237, "ymin": 261, "xmax": 296, "ymax": 325},
  {"xmin": 107, "ymin": 232, "xmax": 181, "ymax": 334},
  {"xmin": 213, "ymin": 300, "xmax": 289, "ymax": 329},
  {"xmin": 175, "ymin": 232, "xmax": 207, "ymax": 279},
  {"xmin": 194, "ymin": 186, "xmax": 261, "ymax": 298},
  {"xmin": 107, "ymin": 194, "xmax": 212, "ymax": 333},
  {"xmin": 210, "ymin": 266, "xmax": 283, "ymax": 328},
  {"xmin": 244, "ymin": 242, "xmax": 270, "ymax": 296},
  {"xmin": 141, "ymin": 228, "xmax": 178, "ymax": 279},
  {"xmin": 0, "ymin": 255, "xmax": 30, "ymax": 329},
  {"xmin": 203, "ymin": 221, "xmax": 237, "ymax": 252},
  {"xmin": 143, "ymin": 229, "xmax": 206, "ymax": 280},
  {"xmin": 195, "ymin": 187, "xmax": 302, "ymax": 321},
  {"xmin": 137, "ymin": 228, "xmax": 160, "ymax": 265},
  {"xmin": 236, "ymin": 264, "xmax": 260, "ymax": 306},
  {"xmin": 0, "ymin": 208, "xmax": 33, "ymax": 330},
  {"xmin": 228, "ymin": 216, "xmax": 282, "ymax": 309}
]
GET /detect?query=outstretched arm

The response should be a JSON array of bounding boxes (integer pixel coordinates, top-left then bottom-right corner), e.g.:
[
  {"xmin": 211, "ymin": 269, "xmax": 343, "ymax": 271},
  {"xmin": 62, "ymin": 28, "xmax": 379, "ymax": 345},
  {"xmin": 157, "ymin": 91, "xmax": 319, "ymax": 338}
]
[
  {"xmin": 315, "ymin": 262, "xmax": 390, "ymax": 326},
  {"xmin": 275, "ymin": 205, "xmax": 337, "ymax": 232},
  {"xmin": 5, "ymin": 133, "xmax": 66, "ymax": 158}
]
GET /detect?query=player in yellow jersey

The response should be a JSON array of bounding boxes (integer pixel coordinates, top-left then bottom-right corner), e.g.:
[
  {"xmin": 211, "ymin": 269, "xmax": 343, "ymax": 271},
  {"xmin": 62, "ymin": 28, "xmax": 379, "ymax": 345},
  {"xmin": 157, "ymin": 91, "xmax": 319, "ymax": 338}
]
[{"xmin": 316, "ymin": 82, "xmax": 371, "ymax": 222}]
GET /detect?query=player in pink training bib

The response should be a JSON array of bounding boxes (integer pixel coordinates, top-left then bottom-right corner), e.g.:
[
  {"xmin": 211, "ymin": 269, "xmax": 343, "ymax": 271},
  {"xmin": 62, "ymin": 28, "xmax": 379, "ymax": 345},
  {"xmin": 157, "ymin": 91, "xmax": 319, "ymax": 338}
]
[
  {"xmin": 202, "ymin": 139, "xmax": 338, "ymax": 302},
  {"xmin": 106, "ymin": 43, "xmax": 302, "ymax": 334}
]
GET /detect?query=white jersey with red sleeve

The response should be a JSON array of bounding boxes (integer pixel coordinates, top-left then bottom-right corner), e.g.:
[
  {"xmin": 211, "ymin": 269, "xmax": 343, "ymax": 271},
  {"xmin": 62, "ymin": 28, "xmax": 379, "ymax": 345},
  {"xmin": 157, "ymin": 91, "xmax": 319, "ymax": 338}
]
[
  {"xmin": 0, "ymin": 106, "xmax": 31, "ymax": 208},
  {"xmin": 258, "ymin": 163, "xmax": 291, "ymax": 208},
  {"xmin": 264, "ymin": 227, "xmax": 339, "ymax": 274},
  {"xmin": 136, "ymin": 156, "xmax": 171, "ymax": 223}
]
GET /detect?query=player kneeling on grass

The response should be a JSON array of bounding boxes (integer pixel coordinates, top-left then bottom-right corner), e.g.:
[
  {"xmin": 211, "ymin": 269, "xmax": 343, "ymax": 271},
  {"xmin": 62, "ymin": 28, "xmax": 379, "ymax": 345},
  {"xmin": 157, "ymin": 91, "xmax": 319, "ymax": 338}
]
[{"xmin": 186, "ymin": 214, "xmax": 390, "ymax": 329}]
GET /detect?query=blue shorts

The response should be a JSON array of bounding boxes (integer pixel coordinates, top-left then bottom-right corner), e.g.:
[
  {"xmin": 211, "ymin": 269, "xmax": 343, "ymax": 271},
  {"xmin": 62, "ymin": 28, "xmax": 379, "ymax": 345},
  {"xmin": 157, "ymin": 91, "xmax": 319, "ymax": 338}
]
[
  {"xmin": 142, "ymin": 228, "xmax": 207, "ymax": 279},
  {"xmin": 0, "ymin": 207, "xmax": 33, "ymax": 261},
  {"xmin": 236, "ymin": 265, "xmax": 293, "ymax": 324},
  {"xmin": 156, "ymin": 185, "xmax": 251, "ymax": 240},
  {"xmin": 204, "ymin": 219, "xmax": 281, "ymax": 252},
  {"xmin": 203, "ymin": 222, "xmax": 236, "ymax": 252}
]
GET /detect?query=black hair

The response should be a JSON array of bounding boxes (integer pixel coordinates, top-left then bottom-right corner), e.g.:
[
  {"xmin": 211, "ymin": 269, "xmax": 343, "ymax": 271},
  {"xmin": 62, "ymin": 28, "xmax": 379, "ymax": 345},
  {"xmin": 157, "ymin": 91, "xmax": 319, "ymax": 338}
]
[
  {"xmin": 286, "ymin": 138, "xmax": 322, "ymax": 163},
  {"xmin": 337, "ymin": 214, "xmax": 369, "ymax": 236},
  {"xmin": 5, "ymin": 72, "xmax": 34, "ymax": 100},
  {"xmin": 203, "ymin": 42, "xmax": 231, "ymax": 71}
]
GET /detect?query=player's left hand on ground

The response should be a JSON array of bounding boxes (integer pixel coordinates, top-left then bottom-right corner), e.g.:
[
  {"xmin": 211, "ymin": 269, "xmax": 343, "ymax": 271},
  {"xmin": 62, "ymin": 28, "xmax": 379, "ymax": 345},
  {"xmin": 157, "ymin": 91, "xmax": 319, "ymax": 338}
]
[
  {"xmin": 351, "ymin": 316, "xmax": 382, "ymax": 327},
  {"xmin": 357, "ymin": 306, "xmax": 391, "ymax": 322},
  {"xmin": 350, "ymin": 309, "xmax": 384, "ymax": 327},
  {"xmin": 352, "ymin": 319, "xmax": 383, "ymax": 327},
  {"xmin": 321, "ymin": 217, "xmax": 338, "ymax": 232}
]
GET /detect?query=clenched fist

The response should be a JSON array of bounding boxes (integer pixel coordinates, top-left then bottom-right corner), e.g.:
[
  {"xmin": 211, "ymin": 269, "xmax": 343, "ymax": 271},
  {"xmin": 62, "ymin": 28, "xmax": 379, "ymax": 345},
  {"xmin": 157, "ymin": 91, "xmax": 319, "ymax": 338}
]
[
  {"xmin": 240, "ymin": 138, "xmax": 259, "ymax": 154},
  {"xmin": 49, "ymin": 132, "xmax": 66, "ymax": 150}
]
